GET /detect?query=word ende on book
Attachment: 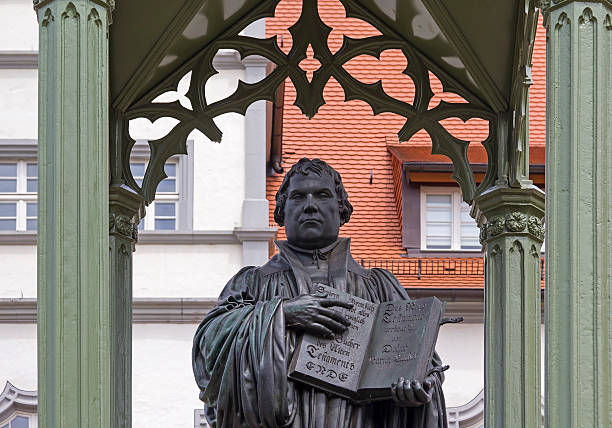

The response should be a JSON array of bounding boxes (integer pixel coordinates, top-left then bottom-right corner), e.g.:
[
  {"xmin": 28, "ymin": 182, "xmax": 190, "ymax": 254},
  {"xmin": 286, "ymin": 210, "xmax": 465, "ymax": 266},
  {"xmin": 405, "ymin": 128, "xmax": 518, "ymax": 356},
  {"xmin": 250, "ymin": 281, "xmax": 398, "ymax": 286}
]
[{"xmin": 304, "ymin": 336, "xmax": 360, "ymax": 382}]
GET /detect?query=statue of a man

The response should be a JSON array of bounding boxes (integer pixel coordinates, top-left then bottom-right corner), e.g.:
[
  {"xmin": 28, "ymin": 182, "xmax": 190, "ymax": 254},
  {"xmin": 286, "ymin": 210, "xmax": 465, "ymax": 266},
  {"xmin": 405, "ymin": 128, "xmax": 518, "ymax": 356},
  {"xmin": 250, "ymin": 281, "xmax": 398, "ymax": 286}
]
[{"xmin": 193, "ymin": 158, "xmax": 448, "ymax": 428}]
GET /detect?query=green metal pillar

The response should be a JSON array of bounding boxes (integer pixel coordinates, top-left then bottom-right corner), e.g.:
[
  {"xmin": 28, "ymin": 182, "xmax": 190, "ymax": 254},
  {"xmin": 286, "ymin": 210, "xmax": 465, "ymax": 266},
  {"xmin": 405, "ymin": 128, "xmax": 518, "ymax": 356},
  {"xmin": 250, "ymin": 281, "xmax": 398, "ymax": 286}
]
[
  {"xmin": 109, "ymin": 185, "xmax": 141, "ymax": 428},
  {"xmin": 476, "ymin": 186, "xmax": 545, "ymax": 428},
  {"xmin": 543, "ymin": 1, "xmax": 612, "ymax": 427},
  {"xmin": 34, "ymin": 0, "xmax": 115, "ymax": 426}
]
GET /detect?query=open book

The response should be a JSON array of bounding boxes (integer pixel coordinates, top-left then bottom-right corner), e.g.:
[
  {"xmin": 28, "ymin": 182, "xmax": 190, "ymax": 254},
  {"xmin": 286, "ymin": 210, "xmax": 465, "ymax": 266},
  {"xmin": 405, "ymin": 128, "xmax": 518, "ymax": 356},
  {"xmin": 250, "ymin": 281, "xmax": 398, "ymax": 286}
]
[{"xmin": 288, "ymin": 284, "xmax": 446, "ymax": 404}]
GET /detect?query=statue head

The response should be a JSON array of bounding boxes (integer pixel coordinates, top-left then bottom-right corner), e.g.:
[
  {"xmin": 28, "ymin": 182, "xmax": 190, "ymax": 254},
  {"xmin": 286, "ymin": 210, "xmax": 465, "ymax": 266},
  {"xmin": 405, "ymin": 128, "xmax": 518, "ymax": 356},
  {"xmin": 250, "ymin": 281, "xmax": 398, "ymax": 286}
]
[{"xmin": 274, "ymin": 158, "xmax": 353, "ymax": 249}]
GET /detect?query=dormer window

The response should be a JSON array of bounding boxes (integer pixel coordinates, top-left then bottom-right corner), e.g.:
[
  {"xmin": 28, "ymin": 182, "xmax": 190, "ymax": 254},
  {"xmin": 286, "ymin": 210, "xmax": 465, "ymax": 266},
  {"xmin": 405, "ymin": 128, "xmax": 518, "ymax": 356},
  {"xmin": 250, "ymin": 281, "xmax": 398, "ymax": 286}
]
[{"xmin": 420, "ymin": 187, "xmax": 480, "ymax": 251}]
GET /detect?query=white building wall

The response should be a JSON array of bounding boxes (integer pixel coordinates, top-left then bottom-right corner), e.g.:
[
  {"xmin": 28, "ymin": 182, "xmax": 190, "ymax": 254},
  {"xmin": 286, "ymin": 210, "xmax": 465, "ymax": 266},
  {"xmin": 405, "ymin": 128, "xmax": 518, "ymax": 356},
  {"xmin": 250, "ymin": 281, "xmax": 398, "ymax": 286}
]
[
  {"xmin": 0, "ymin": 324, "xmax": 37, "ymax": 391},
  {"xmin": 0, "ymin": 245, "xmax": 36, "ymax": 298},
  {"xmin": 0, "ymin": 0, "xmax": 38, "ymax": 51},
  {"xmin": 192, "ymin": 112, "xmax": 245, "ymax": 231},
  {"xmin": 133, "ymin": 244, "xmax": 242, "ymax": 298},
  {"xmin": 0, "ymin": 69, "xmax": 38, "ymax": 139},
  {"xmin": 133, "ymin": 324, "xmax": 202, "ymax": 428},
  {"xmin": 436, "ymin": 323, "xmax": 484, "ymax": 407}
]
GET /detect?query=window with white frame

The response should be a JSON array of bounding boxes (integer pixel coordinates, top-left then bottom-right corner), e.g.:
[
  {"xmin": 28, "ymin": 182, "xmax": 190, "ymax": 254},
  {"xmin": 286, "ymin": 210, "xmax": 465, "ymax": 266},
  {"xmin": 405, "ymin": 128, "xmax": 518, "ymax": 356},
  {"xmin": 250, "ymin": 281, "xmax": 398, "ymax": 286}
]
[
  {"xmin": 0, "ymin": 414, "xmax": 33, "ymax": 428},
  {"xmin": 0, "ymin": 381, "xmax": 38, "ymax": 428},
  {"xmin": 0, "ymin": 161, "xmax": 37, "ymax": 232},
  {"xmin": 420, "ymin": 187, "xmax": 480, "ymax": 251},
  {"xmin": 130, "ymin": 160, "xmax": 179, "ymax": 231}
]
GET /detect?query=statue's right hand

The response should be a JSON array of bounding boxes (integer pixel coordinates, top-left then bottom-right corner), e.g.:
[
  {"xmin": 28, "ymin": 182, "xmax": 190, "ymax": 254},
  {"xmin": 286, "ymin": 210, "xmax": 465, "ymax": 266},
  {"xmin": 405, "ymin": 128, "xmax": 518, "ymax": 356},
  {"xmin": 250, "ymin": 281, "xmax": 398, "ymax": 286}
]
[{"xmin": 283, "ymin": 293, "xmax": 353, "ymax": 339}]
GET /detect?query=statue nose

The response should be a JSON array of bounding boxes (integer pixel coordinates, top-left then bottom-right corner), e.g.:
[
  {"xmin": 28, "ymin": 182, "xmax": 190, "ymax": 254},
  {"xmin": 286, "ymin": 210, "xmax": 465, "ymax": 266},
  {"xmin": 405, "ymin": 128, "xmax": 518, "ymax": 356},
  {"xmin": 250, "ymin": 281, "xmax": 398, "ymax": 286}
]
[{"xmin": 304, "ymin": 194, "xmax": 317, "ymax": 211}]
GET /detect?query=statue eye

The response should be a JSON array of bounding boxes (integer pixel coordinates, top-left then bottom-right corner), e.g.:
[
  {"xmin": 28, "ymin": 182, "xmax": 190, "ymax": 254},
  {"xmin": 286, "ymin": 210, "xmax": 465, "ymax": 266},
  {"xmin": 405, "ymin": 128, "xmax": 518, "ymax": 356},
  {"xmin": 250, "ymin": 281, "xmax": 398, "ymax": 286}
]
[{"xmin": 290, "ymin": 193, "xmax": 305, "ymax": 200}]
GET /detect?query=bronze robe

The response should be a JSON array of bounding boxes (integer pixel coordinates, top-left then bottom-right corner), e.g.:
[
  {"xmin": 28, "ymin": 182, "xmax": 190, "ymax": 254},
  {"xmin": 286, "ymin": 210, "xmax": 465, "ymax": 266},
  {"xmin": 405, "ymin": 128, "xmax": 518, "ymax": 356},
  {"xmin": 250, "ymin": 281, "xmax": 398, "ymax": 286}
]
[{"xmin": 193, "ymin": 239, "xmax": 448, "ymax": 428}]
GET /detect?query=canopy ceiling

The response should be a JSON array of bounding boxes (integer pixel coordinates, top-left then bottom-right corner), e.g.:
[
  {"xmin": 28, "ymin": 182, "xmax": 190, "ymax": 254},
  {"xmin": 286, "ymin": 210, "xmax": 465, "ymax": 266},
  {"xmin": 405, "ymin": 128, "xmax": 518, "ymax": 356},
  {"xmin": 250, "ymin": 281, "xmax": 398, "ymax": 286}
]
[{"xmin": 110, "ymin": 0, "xmax": 521, "ymax": 113}]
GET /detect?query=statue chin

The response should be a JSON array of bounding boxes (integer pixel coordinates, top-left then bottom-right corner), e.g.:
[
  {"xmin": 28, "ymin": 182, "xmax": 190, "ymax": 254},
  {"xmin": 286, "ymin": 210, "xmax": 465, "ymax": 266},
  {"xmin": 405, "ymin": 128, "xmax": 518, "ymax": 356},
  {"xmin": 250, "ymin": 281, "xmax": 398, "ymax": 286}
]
[{"xmin": 287, "ymin": 235, "xmax": 338, "ymax": 250}]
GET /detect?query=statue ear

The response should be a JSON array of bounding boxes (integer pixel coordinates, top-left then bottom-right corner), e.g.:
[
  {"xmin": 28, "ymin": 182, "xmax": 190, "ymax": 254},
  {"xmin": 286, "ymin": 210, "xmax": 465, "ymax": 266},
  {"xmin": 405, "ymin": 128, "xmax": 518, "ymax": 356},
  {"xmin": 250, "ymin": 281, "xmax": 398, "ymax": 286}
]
[{"xmin": 273, "ymin": 197, "xmax": 285, "ymax": 226}]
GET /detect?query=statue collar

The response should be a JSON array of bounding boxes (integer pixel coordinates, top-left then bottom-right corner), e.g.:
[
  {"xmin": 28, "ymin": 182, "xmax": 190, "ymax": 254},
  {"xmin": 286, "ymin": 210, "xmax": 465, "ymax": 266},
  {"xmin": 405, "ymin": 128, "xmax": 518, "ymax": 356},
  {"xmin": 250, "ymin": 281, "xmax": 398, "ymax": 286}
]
[
  {"xmin": 272, "ymin": 238, "xmax": 368, "ymax": 294},
  {"xmin": 285, "ymin": 240, "xmax": 340, "ymax": 268},
  {"xmin": 285, "ymin": 239, "xmax": 341, "ymax": 256}
]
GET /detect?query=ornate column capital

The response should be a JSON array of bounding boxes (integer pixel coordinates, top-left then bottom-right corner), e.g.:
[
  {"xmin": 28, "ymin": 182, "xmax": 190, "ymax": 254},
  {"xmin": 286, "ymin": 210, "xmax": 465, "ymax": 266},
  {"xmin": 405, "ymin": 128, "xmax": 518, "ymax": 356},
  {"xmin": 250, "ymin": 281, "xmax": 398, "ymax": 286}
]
[
  {"xmin": 540, "ymin": 0, "xmax": 612, "ymax": 7},
  {"xmin": 539, "ymin": 0, "xmax": 612, "ymax": 27},
  {"xmin": 109, "ymin": 185, "xmax": 144, "ymax": 245},
  {"xmin": 33, "ymin": 0, "xmax": 115, "ymax": 25},
  {"xmin": 475, "ymin": 185, "xmax": 545, "ymax": 245},
  {"xmin": 34, "ymin": 0, "xmax": 115, "ymax": 10}
]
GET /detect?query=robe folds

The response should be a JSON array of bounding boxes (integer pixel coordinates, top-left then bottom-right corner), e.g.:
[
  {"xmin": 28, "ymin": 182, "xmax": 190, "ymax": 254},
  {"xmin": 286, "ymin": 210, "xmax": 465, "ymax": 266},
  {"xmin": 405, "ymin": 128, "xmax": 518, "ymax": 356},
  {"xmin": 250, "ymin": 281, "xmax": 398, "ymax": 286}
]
[{"xmin": 193, "ymin": 239, "xmax": 448, "ymax": 428}]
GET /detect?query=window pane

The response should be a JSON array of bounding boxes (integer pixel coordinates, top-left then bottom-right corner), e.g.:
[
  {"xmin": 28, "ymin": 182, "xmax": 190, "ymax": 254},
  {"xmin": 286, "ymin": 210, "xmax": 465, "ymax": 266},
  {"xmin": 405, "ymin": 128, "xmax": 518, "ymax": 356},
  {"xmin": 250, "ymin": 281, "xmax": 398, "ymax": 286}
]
[
  {"xmin": 0, "ymin": 163, "xmax": 17, "ymax": 177},
  {"xmin": 26, "ymin": 203, "xmax": 37, "ymax": 217},
  {"xmin": 164, "ymin": 163, "xmax": 176, "ymax": 178},
  {"xmin": 426, "ymin": 236, "xmax": 451, "ymax": 249},
  {"xmin": 135, "ymin": 179, "xmax": 143, "ymax": 188},
  {"xmin": 27, "ymin": 163, "xmax": 37, "ymax": 177},
  {"xmin": 426, "ymin": 194, "xmax": 451, "ymax": 206},
  {"xmin": 26, "ymin": 219, "xmax": 37, "ymax": 231},
  {"xmin": 155, "ymin": 219, "xmax": 176, "ymax": 230},
  {"xmin": 460, "ymin": 200, "xmax": 480, "ymax": 250},
  {"xmin": 425, "ymin": 193, "xmax": 452, "ymax": 250},
  {"xmin": 427, "ymin": 223, "xmax": 452, "ymax": 236},
  {"xmin": 426, "ymin": 207, "xmax": 451, "ymax": 222},
  {"xmin": 138, "ymin": 220, "xmax": 144, "ymax": 231},
  {"xmin": 0, "ymin": 179, "xmax": 17, "ymax": 192},
  {"xmin": 130, "ymin": 162, "xmax": 145, "ymax": 177},
  {"xmin": 461, "ymin": 222, "xmax": 479, "ymax": 236},
  {"xmin": 27, "ymin": 179, "xmax": 37, "ymax": 193},
  {"xmin": 461, "ymin": 224, "xmax": 479, "ymax": 236},
  {"xmin": 10, "ymin": 415, "xmax": 29, "ymax": 428},
  {"xmin": 0, "ymin": 203, "xmax": 17, "ymax": 217},
  {"xmin": 0, "ymin": 219, "xmax": 16, "ymax": 231},
  {"xmin": 426, "ymin": 221, "xmax": 452, "ymax": 249},
  {"xmin": 157, "ymin": 178, "xmax": 176, "ymax": 193},
  {"xmin": 155, "ymin": 202, "xmax": 175, "ymax": 217}
]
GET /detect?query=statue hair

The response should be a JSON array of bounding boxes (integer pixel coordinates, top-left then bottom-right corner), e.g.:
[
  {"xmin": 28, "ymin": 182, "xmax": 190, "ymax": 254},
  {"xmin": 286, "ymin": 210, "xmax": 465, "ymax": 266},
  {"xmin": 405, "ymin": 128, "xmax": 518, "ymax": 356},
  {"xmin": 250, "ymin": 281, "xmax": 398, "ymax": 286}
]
[{"xmin": 274, "ymin": 158, "xmax": 353, "ymax": 227}]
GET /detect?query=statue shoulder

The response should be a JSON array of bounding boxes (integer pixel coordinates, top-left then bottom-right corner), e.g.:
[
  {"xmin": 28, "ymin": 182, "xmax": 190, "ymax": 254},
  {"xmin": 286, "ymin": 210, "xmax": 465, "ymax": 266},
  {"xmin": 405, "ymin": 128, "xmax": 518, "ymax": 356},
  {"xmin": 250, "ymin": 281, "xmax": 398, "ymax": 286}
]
[
  {"xmin": 257, "ymin": 253, "xmax": 291, "ymax": 277},
  {"xmin": 366, "ymin": 267, "xmax": 411, "ymax": 301},
  {"xmin": 226, "ymin": 254, "xmax": 290, "ymax": 282},
  {"xmin": 368, "ymin": 266, "xmax": 400, "ymax": 282}
]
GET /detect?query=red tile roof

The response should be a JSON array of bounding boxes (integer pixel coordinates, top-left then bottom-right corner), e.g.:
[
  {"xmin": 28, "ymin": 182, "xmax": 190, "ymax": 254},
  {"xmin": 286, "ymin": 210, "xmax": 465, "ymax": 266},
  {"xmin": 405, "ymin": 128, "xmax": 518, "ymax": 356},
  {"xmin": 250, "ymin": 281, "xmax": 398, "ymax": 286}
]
[{"xmin": 266, "ymin": 0, "xmax": 547, "ymax": 289}]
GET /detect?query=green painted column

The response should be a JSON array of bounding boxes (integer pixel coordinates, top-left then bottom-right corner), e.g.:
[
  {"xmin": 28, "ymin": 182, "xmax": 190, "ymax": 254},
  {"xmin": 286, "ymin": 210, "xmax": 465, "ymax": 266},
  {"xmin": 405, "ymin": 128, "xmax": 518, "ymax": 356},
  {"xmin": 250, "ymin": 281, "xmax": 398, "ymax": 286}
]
[
  {"xmin": 476, "ymin": 186, "xmax": 545, "ymax": 428},
  {"xmin": 543, "ymin": 1, "xmax": 612, "ymax": 427},
  {"xmin": 34, "ymin": 0, "xmax": 115, "ymax": 427},
  {"xmin": 109, "ymin": 185, "xmax": 141, "ymax": 428}
]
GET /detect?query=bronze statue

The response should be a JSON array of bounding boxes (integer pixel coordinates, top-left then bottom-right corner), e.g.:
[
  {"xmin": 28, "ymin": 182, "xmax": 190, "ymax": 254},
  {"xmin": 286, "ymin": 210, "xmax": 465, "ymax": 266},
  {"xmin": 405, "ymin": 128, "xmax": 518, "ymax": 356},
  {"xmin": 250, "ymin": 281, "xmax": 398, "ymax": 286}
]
[{"xmin": 193, "ymin": 158, "xmax": 448, "ymax": 427}]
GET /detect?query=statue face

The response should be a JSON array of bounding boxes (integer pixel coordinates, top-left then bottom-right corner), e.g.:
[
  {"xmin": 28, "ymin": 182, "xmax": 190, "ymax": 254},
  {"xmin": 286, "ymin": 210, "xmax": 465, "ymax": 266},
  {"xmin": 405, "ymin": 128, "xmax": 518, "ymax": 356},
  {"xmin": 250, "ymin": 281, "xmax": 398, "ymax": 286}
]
[{"xmin": 283, "ymin": 173, "xmax": 341, "ymax": 250}]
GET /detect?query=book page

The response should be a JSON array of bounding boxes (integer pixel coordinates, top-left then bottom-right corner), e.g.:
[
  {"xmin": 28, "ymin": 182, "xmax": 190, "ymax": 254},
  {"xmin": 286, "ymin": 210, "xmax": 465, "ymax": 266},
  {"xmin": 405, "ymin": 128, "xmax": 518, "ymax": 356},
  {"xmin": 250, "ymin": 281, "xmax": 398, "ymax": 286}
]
[
  {"xmin": 289, "ymin": 284, "xmax": 378, "ymax": 393},
  {"xmin": 358, "ymin": 298, "xmax": 438, "ymax": 391}
]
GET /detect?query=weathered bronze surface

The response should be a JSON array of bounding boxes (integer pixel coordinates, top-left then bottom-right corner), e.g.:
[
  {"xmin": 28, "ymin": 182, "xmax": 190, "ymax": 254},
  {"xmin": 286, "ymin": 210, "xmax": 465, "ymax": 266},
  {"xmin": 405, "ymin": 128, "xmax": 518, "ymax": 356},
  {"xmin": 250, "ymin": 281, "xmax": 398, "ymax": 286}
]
[
  {"xmin": 193, "ymin": 159, "xmax": 449, "ymax": 427},
  {"xmin": 289, "ymin": 284, "xmax": 446, "ymax": 403}
]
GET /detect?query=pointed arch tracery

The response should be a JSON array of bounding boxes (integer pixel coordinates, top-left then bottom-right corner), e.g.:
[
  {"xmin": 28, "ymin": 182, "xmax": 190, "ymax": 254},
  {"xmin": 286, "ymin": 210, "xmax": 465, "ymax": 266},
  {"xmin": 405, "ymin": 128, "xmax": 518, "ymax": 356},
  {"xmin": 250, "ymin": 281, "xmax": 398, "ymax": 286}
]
[{"xmin": 120, "ymin": 0, "xmax": 502, "ymax": 207}]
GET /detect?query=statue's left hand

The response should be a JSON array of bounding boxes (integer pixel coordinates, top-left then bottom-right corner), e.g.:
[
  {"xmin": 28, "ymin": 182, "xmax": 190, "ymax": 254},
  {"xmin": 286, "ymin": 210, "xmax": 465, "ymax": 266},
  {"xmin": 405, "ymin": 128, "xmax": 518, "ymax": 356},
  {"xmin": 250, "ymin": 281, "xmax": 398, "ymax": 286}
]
[{"xmin": 390, "ymin": 376, "xmax": 434, "ymax": 407}]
